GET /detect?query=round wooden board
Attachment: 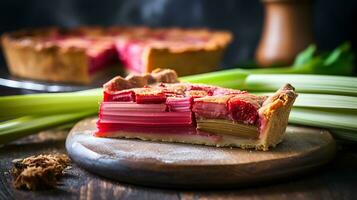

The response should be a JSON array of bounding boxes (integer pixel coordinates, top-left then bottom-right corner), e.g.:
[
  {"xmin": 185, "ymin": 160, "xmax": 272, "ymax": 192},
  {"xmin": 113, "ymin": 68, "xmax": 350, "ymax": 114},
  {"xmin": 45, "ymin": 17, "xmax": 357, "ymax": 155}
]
[{"xmin": 66, "ymin": 117, "xmax": 336, "ymax": 189}]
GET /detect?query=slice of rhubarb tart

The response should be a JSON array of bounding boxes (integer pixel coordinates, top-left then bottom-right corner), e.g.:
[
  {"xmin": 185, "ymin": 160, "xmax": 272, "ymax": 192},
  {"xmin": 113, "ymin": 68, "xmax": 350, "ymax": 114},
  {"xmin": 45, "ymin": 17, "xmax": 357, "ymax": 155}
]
[{"xmin": 96, "ymin": 69, "xmax": 298, "ymax": 150}]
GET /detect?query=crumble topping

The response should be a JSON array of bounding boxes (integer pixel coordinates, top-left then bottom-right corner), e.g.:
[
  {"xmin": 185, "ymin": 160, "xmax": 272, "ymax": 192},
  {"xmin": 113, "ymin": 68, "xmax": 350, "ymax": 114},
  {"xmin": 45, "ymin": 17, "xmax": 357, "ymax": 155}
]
[
  {"xmin": 104, "ymin": 68, "xmax": 179, "ymax": 93},
  {"xmin": 12, "ymin": 154, "xmax": 71, "ymax": 190}
]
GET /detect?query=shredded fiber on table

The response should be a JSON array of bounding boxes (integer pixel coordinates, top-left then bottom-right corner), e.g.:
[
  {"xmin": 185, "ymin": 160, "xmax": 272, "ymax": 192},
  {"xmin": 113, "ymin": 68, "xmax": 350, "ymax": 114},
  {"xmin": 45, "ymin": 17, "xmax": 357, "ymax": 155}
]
[{"xmin": 11, "ymin": 154, "xmax": 70, "ymax": 190}]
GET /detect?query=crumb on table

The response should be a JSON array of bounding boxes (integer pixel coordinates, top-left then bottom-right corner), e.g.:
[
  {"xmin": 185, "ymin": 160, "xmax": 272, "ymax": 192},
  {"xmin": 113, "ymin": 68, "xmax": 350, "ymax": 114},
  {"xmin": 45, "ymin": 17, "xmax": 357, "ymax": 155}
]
[{"xmin": 11, "ymin": 154, "xmax": 71, "ymax": 190}]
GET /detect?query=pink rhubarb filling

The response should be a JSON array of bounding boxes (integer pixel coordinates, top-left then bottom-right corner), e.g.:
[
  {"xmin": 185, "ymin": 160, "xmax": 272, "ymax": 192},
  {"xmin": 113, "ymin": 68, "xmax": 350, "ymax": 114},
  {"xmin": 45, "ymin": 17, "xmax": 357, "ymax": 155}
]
[
  {"xmin": 115, "ymin": 40, "xmax": 146, "ymax": 73},
  {"xmin": 87, "ymin": 43, "xmax": 117, "ymax": 74},
  {"xmin": 96, "ymin": 83, "xmax": 263, "ymax": 139}
]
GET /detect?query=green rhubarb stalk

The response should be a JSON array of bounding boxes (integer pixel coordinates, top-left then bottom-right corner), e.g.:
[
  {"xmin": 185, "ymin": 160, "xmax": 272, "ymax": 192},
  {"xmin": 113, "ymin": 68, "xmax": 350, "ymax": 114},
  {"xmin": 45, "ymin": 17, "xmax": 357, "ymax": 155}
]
[
  {"xmin": 0, "ymin": 111, "xmax": 95, "ymax": 145},
  {"xmin": 196, "ymin": 119, "xmax": 258, "ymax": 139},
  {"xmin": 0, "ymin": 89, "xmax": 102, "ymax": 119},
  {"xmin": 245, "ymin": 74, "xmax": 357, "ymax": 96},
  {"xmin": 180, "ymin": 68, "xmax": 249, "ymax": 88},
  {"xmin": 289, "ymin": 108, "xmax": 357, "ymax": 132}
]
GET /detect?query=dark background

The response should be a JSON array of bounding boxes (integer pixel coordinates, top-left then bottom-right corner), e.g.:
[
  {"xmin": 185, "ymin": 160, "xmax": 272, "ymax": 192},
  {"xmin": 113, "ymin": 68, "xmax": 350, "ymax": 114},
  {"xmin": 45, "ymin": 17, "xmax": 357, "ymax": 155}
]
[{"xmin": 0, "ymin": 0, "xmax": 356, "ymax": 68}]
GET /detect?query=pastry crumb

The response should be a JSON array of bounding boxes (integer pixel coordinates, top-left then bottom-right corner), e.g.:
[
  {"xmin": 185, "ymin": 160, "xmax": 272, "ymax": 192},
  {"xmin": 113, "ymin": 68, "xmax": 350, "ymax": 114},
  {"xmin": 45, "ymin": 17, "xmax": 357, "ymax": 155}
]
[{"xmin": 11, "ymin": 154, "xmax": 70, "ymax": 190}]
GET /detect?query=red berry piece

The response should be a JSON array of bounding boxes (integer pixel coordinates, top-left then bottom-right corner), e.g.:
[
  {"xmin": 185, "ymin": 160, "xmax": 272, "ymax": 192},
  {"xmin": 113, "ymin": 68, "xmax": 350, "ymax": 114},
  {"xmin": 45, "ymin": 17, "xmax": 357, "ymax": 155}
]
[{"xmin": 228, "ymin": 98, "xmax": 259, "ymax": 125}]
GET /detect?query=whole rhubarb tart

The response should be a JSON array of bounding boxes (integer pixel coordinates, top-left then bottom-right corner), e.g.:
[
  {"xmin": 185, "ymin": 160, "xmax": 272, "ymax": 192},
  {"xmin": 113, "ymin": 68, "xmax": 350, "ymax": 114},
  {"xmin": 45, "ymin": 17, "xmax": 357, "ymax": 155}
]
[
  {"xmin": 1, "ymin": 27, "xmax": 232, "ymax": 84},
  {"xmin": 96, "ymin": 69, "xmax": 298, "ymax": 151}
]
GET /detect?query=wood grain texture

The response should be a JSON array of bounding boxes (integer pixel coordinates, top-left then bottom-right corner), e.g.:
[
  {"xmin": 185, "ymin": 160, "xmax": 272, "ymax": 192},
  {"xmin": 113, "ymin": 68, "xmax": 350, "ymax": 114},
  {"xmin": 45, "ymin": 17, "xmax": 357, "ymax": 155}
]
[
  {"xmin": 65, "ymin": 117, "xmax": 336, "ymax": 189},
  {"xmin": 1, "ymin": 127, "xmax": 357, "ymax": 200}
]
